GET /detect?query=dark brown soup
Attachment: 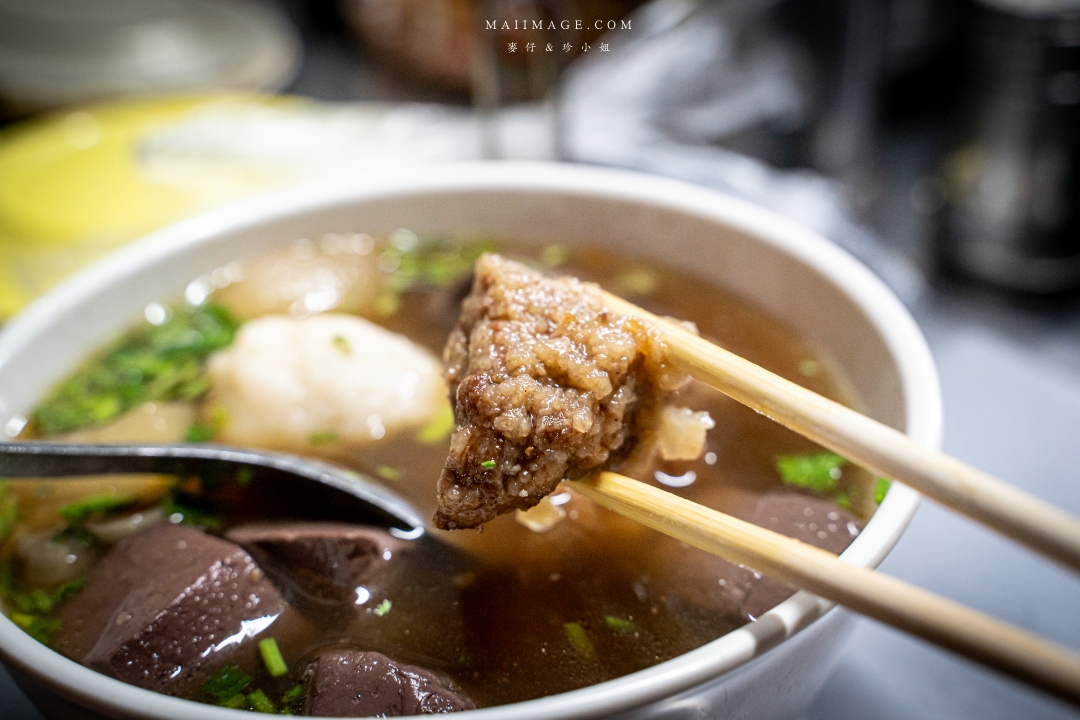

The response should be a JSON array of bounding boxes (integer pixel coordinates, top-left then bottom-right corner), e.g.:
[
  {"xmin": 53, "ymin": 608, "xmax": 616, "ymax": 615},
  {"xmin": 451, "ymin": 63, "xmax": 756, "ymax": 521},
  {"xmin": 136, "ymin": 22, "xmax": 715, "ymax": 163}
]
[{"xmin": 0, "ymin": 234, "xmax": 879, "ymax": 714}]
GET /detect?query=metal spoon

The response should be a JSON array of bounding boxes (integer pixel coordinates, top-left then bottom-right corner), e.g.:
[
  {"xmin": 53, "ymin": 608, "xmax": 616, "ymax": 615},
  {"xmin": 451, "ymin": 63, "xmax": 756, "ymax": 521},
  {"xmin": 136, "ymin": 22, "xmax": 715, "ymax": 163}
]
[{"xmin": 0, "ymin": 441, "xmax": 425, "ymax": 535}]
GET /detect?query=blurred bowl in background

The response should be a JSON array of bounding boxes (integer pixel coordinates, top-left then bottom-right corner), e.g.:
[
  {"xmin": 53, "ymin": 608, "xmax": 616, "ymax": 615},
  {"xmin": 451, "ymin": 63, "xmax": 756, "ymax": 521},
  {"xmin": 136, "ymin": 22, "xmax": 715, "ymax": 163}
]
[{"xmin": 0, "ymin": 0, "xmax": 301, "ymax": 113}]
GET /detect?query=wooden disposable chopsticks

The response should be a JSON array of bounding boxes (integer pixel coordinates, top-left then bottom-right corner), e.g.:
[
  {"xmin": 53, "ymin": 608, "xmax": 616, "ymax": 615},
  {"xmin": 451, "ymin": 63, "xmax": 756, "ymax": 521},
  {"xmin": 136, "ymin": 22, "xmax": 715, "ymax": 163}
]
[
  {"xmin": 566, "ymin": 471, "xmax": 1080, "ymax": 707},
  {"xmin": 600, "ymin": 290, "xmax": 1080, "ymax": 574}
]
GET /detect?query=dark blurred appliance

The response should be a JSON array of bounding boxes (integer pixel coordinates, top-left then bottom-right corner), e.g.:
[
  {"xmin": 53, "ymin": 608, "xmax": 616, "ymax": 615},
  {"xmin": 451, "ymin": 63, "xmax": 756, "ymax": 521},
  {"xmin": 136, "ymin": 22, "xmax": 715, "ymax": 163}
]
[
  {"xmin": 643, "ymin": 0, "xmax": 967, "ymax": 200},
  {"xmin": 938, "ymin": 0, "xmax": 1080, "ymax": 293}
]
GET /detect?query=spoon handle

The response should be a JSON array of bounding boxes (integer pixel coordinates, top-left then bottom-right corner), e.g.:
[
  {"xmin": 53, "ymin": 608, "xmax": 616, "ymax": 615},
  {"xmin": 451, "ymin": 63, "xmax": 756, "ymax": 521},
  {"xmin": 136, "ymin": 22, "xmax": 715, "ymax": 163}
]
[{"xmin": 0, "ymin": 442, "xmax": 425, "ymax": 531}]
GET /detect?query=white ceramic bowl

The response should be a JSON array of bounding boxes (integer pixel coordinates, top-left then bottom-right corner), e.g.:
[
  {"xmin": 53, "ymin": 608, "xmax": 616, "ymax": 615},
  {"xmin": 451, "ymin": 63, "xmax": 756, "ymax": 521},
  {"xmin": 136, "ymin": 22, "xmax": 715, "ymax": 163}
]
[{"xmin": 0, "ymin": 162, "xmax": 940, "ymax": 720}]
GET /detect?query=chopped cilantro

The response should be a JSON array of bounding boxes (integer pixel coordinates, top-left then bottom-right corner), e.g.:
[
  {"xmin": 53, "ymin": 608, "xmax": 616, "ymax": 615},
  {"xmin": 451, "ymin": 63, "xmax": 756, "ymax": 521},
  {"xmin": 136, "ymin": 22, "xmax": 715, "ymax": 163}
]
[
  {"xmin": 54, "ymin": 577, "xmax": 86, "ymax": 605},
  {"xmin": 384, "ymin": 236, "xmax": 496, "ymax": 293},
  {"xmin": 59, "ymin": 493, "xmax": 136, "ymax": 524},
  {"xmin": 375, "ymin": 466, "xmax": 401, "ymax": 482},
  {"xmin": 373, "ymin": 599, "xmax": 392, "ymax": 617},
  {"xmin": 33, "ymin": 304, "xmax": 239, "ymax": 436},
  {"xmin": 202, "ymin": 664, "xmax": 252, "ymax": 702},
  {"xmin": 16, "ymin": 589, "xmax": 56, "ymax": 615},
  {"xmin": 416, "ymin": 404, "xmax": 455, "ymax": 445},
  {"xmin": 9, "ymin": 613, "xmax": 61, "ymax": 645},
  {"xmin": 0, "ymin": 565, "xmax": 81, "ymax": 645},
  {"xmin": 604, "ymin": 615, "xmax": 637, "ymax": 633},
  {"xmin": 874, "ymin": 477, "xmax": 892, "ymax": 504},
  {"xmin": 332, "ymin": 335, "xmax": 351, "ymax": 354},
  {"xmin": 258, "ymin": 637, "xmax": 288, "ymax": 677},
  {"xmin": 53, "ymin": 525, "xmax": 96, "ymax": 548},
  {"xmin": 776, "ymin": 452, "xmax": 846, "ymax": 493},
  {"xmin": 480, "ymin": 460, "xmax": 496, "ymax": 470},
  {"xmin": 247, "ymin": 689, "xmax": 276, "ymax": 714},
  {"xmin": 0, "ymin": 565, "xmax": 85, "ymax": 619},
  {"xmin": 309, "ymin": 430, "xmax": 339, "ymax": 445},
  {"xmin": 563, "ymin": 622, "xmax": 595, "ymax": 658}
]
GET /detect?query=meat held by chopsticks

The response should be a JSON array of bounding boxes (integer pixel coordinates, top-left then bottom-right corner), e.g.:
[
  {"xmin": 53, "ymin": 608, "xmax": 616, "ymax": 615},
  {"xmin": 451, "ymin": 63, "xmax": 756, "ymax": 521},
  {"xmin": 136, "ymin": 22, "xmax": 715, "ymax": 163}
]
[{"xmin": 434, "ymin": 254, "xmax": 702, "ymax": 530}]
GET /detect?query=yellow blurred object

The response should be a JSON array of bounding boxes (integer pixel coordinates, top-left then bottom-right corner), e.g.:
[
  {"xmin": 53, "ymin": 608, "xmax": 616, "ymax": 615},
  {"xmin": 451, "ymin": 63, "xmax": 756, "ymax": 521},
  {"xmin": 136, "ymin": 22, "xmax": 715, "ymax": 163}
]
[
  {"xmin": 0, "ymin": 94, "xmax": 306, "ymax": 318},
  {"xmin": 0, "ymin": 92, "xmax": 501, "ymax": 317}
]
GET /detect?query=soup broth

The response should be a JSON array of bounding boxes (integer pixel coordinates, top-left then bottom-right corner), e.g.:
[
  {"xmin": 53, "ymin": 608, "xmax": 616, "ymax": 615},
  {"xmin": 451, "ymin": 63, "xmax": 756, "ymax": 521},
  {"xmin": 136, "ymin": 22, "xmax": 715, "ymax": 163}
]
[{"xmin": 0, "ymin": 235, "xmax": 877, "ymax": 713}]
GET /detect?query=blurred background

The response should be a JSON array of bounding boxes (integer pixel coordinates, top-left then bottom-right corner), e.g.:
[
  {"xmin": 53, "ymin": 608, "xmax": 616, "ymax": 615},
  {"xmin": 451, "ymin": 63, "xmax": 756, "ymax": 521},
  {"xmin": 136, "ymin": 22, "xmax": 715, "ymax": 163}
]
[{"xmin": 1, "ymin": 0, "xmax": 1079, "ymax": 718}]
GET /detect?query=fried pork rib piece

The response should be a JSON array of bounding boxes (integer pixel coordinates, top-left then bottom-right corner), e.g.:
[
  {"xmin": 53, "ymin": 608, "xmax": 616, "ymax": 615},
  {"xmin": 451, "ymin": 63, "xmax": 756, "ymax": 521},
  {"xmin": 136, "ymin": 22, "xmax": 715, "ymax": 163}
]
[{"xmin": 435, "ymin": 254, "xmax": 688, "ymax": 530}]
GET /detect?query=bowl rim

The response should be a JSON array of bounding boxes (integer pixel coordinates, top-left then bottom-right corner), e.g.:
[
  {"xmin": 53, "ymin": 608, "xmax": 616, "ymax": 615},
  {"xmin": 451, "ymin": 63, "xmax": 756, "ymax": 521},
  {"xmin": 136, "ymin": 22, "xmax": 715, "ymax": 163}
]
[{"xmin": 0, "ymin": 161, "xmax": 940, "ymax": 720}]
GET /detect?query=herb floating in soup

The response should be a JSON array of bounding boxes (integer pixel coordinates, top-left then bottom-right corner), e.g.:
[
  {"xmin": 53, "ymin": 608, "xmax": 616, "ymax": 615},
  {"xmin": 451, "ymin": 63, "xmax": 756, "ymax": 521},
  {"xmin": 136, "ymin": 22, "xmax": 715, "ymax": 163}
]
[{"xmin": 1, "ymin": 233, "xmax": 882, "ymax": 715}]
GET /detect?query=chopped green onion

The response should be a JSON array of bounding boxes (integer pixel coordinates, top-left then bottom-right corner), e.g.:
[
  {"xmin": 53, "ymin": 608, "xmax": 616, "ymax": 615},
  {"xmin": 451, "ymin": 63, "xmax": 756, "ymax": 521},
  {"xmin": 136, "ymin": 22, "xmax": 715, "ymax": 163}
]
[
  {"xmin": 185, "ymin": 422, "xmax": 217, "ymax": 443},
  {"xmin": 375, "ymin": 466, "xmax": 402, "ymax": 482},
  {"xmin": 615, "ymin": 268, "xmax": 658, "ymax": 296},
  {"xmin": 202, "ymin": 664, "xmax": 252, "ymax": 701},
  {"xmin": 281, "ymin": 685, "xmax": 304, "ymax": 703},
  {"xmin": 332, "ymin": 335, "xmax": 352, "ymax": 354},
  {"xmin": 187, "ymin": 405, "xmax": 229, "ymax": 443},
  {"xmin": 798, "ymin": 359, "xmax": 821, "ymax": 377},
  {"xmin": 236, "ymin": 467, "xmax": 254, "ymax": 487},
  {"xmin": 247, "ymin": 689, "xmax": 276, "ymax": 713},
  {"xmin": 384, "ymin": 235, "xmax": 496, "ymax": 293},
  {"xmin": 0, "ymin": 481, "xmax": 17, "ymax": 539},
  {"xmin": 163, "ymin": 492, "xmax": 223, "ymax": 531},
  {"xmin": 53, "ymin": 577, "xmax": 86, "ymax": 607},
  {"xmin": 539, "ymin": 244, "xmax": 568, "ymax": 267},
  {"xmin": 480, "ymin": 460, "xmax": 496, "ymax": 470},
  {"xmin": 218, "ymin": 693, "xmax": 248, "ymax": 709},
  {"xmin": 374, "ymin": 292, "xmax": 400, "ymax": 316},
  {"xmin": 309, "ymin": 430, "xmax": 339, "ymax": 445},
  {"xmin": 563, "ymin": 622, "xmax": 595, "ymax": 658},
  {"xmin": 775, "ymin": 452, "xmax": 846, "ymax": 494},
  {"xmin": 833, "ymin": 492, "xmax": 853, "ymax": 511},
  {"xmin": 603, "ymin": 615, "xmax": 636, "ymax": 633},
  {"xmin": 416, "ymin": 404, "xmax": 455, "ymax": 445},
  {"xmin": 23, "ymin": 589, "xmax": 54, "ymax": 615},
  {"xmin": 374, "ymin": 599, "xmax": 392, "ymax": 617},
  {"xmin": 874, "ymin": 477, "xmax": 891, "ymax": 504},
  {"xmin": 59, "ymin": 493, "xmax": 136, "ymax": 524},
  {"xmin": 258, "ymin": 637, "xmax": 288, "ymax": 677}
]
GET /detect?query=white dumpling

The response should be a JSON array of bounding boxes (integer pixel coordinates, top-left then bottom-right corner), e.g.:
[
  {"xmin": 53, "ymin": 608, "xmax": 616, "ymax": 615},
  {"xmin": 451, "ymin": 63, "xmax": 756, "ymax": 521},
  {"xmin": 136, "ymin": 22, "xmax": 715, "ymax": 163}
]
[{"xmin": 205, "ymin": 313, "xmax": 447, "ymax": 452}]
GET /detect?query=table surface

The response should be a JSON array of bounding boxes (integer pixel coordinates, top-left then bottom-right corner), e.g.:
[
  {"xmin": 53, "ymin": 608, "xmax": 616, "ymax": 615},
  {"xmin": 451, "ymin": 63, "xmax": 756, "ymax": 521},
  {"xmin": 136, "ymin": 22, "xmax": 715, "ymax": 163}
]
[{"xmin": 4, "ymin": 278, "xmax": 1080, "ymax": 720}]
